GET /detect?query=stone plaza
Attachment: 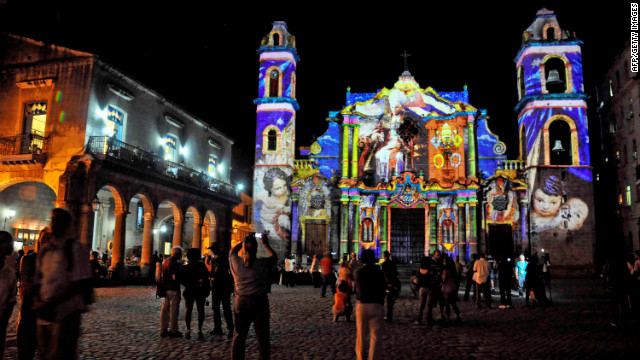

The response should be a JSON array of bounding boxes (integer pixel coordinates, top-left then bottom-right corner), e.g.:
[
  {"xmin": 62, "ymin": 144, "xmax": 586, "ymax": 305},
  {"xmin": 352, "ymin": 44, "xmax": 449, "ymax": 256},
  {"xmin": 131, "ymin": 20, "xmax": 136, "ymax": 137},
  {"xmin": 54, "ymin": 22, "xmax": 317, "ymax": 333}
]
[{"xmin": 3, "ymin": 280, "xmax": 638, "ymax": 360}]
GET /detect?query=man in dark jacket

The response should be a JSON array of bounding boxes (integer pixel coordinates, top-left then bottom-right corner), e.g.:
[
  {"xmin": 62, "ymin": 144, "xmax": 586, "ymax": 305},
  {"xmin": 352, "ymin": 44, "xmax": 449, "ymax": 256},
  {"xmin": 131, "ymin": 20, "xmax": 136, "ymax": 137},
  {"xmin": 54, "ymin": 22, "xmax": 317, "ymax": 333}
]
[
  {"xmin": 354, "ymin": 249, "xmax": 386, "ymax": 360},
  {"xmin": 207, "ymin": 243, "xmax": 234, "ymax": 338},
  {"xmin": 380, "ymin": 251, "xmax": 399, "ymax": 322}
]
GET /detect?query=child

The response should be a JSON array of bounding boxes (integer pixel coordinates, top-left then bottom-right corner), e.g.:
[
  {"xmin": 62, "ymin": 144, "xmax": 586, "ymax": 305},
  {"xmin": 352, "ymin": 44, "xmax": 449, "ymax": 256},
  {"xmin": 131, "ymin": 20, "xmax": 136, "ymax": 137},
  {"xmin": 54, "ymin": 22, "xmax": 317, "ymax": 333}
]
[{"xmin": 332, "ymin": 280, "xmax": 352, "ymax": 322}]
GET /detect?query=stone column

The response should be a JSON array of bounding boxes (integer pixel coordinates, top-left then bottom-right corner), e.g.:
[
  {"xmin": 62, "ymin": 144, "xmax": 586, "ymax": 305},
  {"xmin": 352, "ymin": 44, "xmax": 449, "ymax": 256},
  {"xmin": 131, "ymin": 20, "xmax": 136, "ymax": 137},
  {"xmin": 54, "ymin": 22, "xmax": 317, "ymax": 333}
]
[
  {"xmin": 468, "ymin": 203, "xmax": 478, "ymax": 256},
  {"xmin": 340, "ymin": 201, "xmax": 349, "ymax": 259},
  {"xmin": 290, "ymin": 196, "xmax": 299, "ymax": 260},
  {"xmin": 110, "ymin": 210, "xmax": 127, "ymax": 279},
  {"xmin": 457, "ymin": 202, "xmax": 467, "ymax": 261},
  {"xmin": 429, "ymin": 204, "xmax": 438, "ymax": 255},
  {"xmin": 341, "ymin": 123, "xmax": 350, "ymax": 178},
  {"xmin": 520, "ymin": 197, "xmax": 529, "ymax": 254},
  {"xmin": 351, "ymin": 124, "xmax": 359, "ymax": 179},
  {"xmin": 352, "ymin": 199, "xmax": 360, "ymax": 254},
  {"xmin": 100, "ymin": 202, "xmax": 110, "ymax": 251},
  {"xmin": 140, "ymin": 213, "xmax": 154, "ymax": 277},
  {"xmin": 79, "ymin": 203, "xmax": 94, "ymax": 248},
  {"xmin": 92, "ymin": 209, "xmax": 100, "ymax": 250},
  {"xmin": 172, "ymin": 218, "xmax": 183, "ymax": 248},
  {"xmin": 192, "ymin": 217, "xmax": 202, "ymax": 250}
]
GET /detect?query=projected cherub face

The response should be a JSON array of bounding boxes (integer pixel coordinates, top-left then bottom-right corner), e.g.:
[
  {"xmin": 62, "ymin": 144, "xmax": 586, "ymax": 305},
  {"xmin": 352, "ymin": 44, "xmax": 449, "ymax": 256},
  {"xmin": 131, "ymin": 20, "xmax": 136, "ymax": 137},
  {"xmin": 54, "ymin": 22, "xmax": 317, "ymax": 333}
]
[{"xmin": 533, "ymin": 188, "xmax": 562, "ymax": 217}]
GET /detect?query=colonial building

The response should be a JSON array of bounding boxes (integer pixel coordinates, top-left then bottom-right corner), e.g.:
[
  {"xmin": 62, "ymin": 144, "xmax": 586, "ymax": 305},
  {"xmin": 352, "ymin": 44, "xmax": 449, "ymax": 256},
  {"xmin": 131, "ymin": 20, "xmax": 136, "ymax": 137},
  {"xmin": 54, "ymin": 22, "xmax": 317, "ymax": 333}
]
[
  {"xmin": 596, "ymin": 40, "xmax": 640, "ymax": 253},
  {"xmin": 0, "ymin": 34, "xmax": 240, "ymax": 277},
  {"xmin": 253, "ymin": 10, "xmax": 597, "ymax": 276}
]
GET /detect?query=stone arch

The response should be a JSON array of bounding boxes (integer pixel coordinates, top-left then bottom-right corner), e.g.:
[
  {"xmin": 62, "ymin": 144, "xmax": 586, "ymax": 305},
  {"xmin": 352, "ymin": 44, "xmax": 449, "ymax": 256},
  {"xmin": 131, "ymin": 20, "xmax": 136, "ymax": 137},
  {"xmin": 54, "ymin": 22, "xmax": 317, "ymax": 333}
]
[
  {"xmin": 265, "ymin": 65, "xmax": 282, "ymax": 98},
  {"xmin": 542, "ymin": 23, "xmax": 561, "ymax": 41},
  {"xmin": 540, "ymin": 54, "xmax": 573, "ymax": 94},
  {"xmin": 542, "ymin": 115, "xmax": 580, "ymax": 166},
  {"xmin": 0, "ymin": 180, "xmax": 57, "ymax": 249},
  {"xmin": 0, "ymin": 177, "xmax": 59, "ymax": 197},
  {"xmin": 186, "ymin": 205, "xmax": 203, "ymax": 250},
  {"xmin": 203, "ymin": 210, "xmax": 218, "ymax": 249},
  {"xmin": 95, "ymin": 184, "xmax": 127, "ymax": 214}
]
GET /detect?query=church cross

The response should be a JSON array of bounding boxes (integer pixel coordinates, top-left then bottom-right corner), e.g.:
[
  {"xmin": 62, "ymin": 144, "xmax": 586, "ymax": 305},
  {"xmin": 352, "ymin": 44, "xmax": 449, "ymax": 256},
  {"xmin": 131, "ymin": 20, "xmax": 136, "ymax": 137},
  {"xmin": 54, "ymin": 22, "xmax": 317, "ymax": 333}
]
[{"xmin": 400, "ymin": 50, "xmax": 411, "ymax": 71}]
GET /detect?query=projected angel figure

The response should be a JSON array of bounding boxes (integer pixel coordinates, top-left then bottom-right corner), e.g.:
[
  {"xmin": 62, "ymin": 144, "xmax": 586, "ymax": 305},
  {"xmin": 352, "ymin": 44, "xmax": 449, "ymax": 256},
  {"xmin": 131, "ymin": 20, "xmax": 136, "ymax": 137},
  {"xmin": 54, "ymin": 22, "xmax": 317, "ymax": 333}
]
[
  {"xmin": 254, "ymin": 168, "xmax": 291, "ymax": 243},
  {"xmin": 375, "ymin": 102, "xmax": 408, "ymax": 182},
  {"xmin": 531, "ymin": 175, "xmax": 588, "ymax": 233}
]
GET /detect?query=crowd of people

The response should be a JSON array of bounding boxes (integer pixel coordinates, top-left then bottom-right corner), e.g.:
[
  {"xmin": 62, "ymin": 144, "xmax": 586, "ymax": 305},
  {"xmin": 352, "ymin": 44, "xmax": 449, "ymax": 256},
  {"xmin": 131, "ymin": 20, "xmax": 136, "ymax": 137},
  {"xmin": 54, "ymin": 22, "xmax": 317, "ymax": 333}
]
[
  {"xmin": 600, "ymin": 249, "xmax": 640, "ymax": 327},
  {"xmin": 0, "ymin": 208, "xmax": 94, "ymax": 360},
  {"xmin": 6, "ymin": 218, "xmax": 638, "ymax": 360}
]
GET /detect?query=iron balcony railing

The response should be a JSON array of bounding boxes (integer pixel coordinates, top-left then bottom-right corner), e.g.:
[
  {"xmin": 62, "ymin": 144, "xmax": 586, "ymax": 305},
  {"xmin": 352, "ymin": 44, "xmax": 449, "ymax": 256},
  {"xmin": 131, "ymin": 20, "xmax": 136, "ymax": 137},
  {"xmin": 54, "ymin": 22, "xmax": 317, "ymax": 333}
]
[
  {"xmin": 0, "ymin": 132, "xmax": 48, "ymax": 156},
  {"xmin": 497, "ymin": 160, "xmax": 525, "ymax": 171},
  {"xmin": 85, "ymin": 136, "xmax": 239, "ymax": 200}
]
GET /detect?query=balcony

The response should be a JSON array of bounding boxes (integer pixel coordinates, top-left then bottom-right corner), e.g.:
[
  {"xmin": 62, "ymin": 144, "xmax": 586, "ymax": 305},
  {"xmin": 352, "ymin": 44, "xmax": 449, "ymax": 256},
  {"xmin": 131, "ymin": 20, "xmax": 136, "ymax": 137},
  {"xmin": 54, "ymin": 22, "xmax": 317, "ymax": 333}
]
[
  {"xmin": 85, "ymin": 136, "xmax": 239, "ymax": 200},
  {"xmin": 497, "ymin": 160, "xmax": 525, "ymax": 171},
  {"xmin": 0, "ymin": 133, "xmax": 48, "ymax": 165}
]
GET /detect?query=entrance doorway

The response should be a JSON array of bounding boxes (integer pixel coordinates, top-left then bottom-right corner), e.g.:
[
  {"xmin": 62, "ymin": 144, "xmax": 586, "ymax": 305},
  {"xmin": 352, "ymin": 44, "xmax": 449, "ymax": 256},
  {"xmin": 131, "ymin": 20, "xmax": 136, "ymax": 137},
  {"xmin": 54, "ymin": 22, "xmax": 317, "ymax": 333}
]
[
  {"xmin": 305, "ymin": 219, "xmax": 327, "ymax": 259},
  {"xmin": 488, "ymin": 224, "xmax": 514, "ymax": 260},
  {"xmin": 390, "ymin": 208, "xmax": 425, "ymax": 264}
]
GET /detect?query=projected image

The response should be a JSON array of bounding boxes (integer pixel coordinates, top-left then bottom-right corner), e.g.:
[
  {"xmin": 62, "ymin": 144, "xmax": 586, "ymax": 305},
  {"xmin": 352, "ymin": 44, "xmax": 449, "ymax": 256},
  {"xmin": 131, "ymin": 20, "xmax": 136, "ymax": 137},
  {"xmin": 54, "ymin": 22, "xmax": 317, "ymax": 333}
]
[
  {"xmin": 253, "ymin": 167, "xmax": 291, "ymax": 253},
  {"xmin": 355, "ymin": 88, "xmax": 453, "ymax": 186},
  {"xmin": 531, "ymin": 175, "xmax": 588, "ymax": 233}
]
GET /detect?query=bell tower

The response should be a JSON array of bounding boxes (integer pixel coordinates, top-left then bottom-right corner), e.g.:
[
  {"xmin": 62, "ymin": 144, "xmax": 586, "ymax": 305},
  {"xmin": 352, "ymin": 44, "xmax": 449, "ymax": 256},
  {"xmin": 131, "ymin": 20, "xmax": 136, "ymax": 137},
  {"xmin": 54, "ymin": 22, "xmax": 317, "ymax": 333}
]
[
  {"xmin": 252, "ymin": 22, "xmax": 299, "ymax": 258},
  {"xmin": 516, "ymin": 9, "xmax": 595, "ymax": 276}
]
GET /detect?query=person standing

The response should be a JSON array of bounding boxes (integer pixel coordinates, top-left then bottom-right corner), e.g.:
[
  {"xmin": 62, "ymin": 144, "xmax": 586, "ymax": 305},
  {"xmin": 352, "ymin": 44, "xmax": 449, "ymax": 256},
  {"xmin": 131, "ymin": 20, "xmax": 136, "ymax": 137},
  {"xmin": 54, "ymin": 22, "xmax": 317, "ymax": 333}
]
[
  {"xmin": 515, "ymin": 254, "xmax": 528, "ymax": 297},
  {"xmin": 321, "ymin": 252, "xmax": 336, "ymax": 297},
  {"xmin": 0, "ymin": 231, "xmax": 17, "ymax": 360},
  {"xmin": 380, "ymin": 251, "xmax": 399, "ymax": 322},
  {"xmin": 441, "ymin": 257, "xmax": 461, "ymax": 323},
  {"xmin": 454, "ymin": 255, "xmax": 464, "ymax": 290},
  {"xmin": 473, "ymin": 253, "xmax": 492, "ymax": 309},
  {"xmin": 230, "ymin": 233, "xmax": 277, "ymax": 360},
  {"xmin": 181, "ymin": 248, "xmax": 210, "ymax": 339},
  {"xmin": 33, "ymin": 208, "xmax": 93, "ymax": 360},
  {"xmin": 413, "ymin": 257, "xmax": 436, "ymax": 325},
  {"xmin": 463, "ymin": 253, "xmax": 478, "ymax": 301},
  {"xmin": 160, "ymin": 246, "xmax": 183, "ymax": 338},
  {"xmin": 354, "ymin": 249, "xmax": 386, "ymax": 360},
  {"xmin": 18, "ymin": 249, "xmax": 37, "ymax": 360},
  {"xmin": 497, "ymin": 256, "xmax": 514, "ymax": 309},
  {"xmin": 206, "ymin": 243, "xmax": 234, "ymax": 338},
  {"xmin": 284, "ymin": 255, "xmax": 296, "ymax": 287}
]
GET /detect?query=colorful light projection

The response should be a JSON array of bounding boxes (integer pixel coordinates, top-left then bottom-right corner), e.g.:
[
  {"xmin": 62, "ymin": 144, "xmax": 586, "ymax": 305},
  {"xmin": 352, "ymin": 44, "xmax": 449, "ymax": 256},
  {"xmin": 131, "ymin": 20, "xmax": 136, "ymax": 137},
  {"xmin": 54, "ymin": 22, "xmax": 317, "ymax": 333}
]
[
  {"xmin": 486, "ymin": 177, "xmax": 519, "ymax": 224},
  {"xmin": 345, "ymin": 79, "xmax": 476, "ymax": 187},
  {"xmin": 520, "ymin": 106, "xmax": 591, "ymax": 181},
  {"xmin": 253, "ymin": 166, "xmax": 292, "ymax": 257},
  {"xmin": 531, "ymin": 175, "xmax": 588, "ymax": 234}
]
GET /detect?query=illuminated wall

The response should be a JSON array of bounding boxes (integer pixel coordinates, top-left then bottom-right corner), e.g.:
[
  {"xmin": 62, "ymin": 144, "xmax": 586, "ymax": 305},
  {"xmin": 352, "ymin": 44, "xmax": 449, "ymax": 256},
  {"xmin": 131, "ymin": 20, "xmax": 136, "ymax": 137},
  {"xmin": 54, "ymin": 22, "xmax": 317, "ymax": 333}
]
[
  {"xmin": 516, "ymin": 9, "xmax": 595, "ymax": 275},
  {"xmin": 252, "ymin": 22, "xmax": 299, "ymax": 259}
]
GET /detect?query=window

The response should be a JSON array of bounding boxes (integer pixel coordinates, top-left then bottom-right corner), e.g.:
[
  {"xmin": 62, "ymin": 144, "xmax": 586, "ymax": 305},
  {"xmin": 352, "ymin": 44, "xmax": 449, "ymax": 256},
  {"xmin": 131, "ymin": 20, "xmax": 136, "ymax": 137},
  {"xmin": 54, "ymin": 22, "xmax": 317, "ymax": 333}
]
[
  {"xmin": 518, "ymin": 67, "xmax": 525, "ymax": 99},
  {"xmin": 267, "ymin": 130, "xmax": 277, "ymax": 151},
  {"xmin": 262, "ymin": 125, "xmax": 280, "ymax": 154},
  {"xmin": 520, "ymin": 125, "xmax": 527, "ymax": 161},
  {"xmin": 546, "ymin": 27, "xmax": 555, "ymax": 41},
  {"xmin": 543, "ymin": 57, "xmax": 567, "ymax": 94},
  {"xmin": 549, "ymin": 120, "xmax": 572, "ymax": 165},
  {"xmin": 208, "ymin": 154, "xmax": 217, "ymax": 177},
  {"xmin": 272, "ymin": 33, "xmax": 280, "ymax": 46},
  {"xmin": 22, "ymin": 101, "xmax": 47, "ymax": 154},
  {"xmin": 269, "ymin": 69, "xmax": 280, "ymax": 98},
  {"xmin": 164, "ymin": 134, "xmax": 178, "ymax": 162},
  {"xmin": 626, "ymin": 185, "xmax": 632, "ymax": 206},
  {"xmin": 106, "ymin": 105, "xmax": 124, "ymax": 141},
  {"xmin": 136, "ymin": 206, "xmax": 143, "ymax": 229}
]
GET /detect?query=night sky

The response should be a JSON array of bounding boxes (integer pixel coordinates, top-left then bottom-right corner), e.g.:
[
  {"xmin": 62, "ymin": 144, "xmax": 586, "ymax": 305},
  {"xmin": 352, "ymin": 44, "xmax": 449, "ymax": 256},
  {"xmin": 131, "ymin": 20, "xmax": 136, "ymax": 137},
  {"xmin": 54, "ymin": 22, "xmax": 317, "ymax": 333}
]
[{"xmin": 0, "ymin": 1, "xmax": 631, "ymax": 192}]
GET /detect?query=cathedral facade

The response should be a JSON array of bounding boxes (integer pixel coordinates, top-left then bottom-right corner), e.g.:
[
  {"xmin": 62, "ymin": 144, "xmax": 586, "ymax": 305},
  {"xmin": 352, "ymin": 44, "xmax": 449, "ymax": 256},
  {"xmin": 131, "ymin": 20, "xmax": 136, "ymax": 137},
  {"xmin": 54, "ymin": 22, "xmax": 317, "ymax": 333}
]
[{"xmin": 252, "ymin": 9, "xmax": 596, "ymax": 276}]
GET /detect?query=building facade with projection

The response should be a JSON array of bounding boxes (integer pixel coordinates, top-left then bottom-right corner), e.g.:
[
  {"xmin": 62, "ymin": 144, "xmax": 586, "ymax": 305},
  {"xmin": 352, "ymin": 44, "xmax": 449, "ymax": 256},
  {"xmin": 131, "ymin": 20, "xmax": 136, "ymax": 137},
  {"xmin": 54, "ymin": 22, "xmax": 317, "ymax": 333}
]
[
  {"xmin": 254, "ymin": 10, "xmax": 595, "ymax": 276},
  {"xmin": 0, "ymin": 34, "xmax": 240, "ymax": 278}
]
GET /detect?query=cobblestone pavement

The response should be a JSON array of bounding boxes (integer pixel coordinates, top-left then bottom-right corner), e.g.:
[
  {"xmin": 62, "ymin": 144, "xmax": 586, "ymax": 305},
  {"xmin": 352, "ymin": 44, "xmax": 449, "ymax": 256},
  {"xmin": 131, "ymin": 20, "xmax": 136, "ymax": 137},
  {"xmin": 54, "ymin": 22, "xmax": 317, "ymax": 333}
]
[{"xmin": 3, "ymin": 280, "xmax": 639, "ymax": 360}]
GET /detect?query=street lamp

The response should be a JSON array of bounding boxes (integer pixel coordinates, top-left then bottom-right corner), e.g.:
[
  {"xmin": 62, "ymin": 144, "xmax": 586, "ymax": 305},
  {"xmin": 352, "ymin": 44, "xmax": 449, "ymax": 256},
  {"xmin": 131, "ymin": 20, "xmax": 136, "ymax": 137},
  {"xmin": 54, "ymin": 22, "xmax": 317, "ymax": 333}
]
[{"xmin": 3, "ymin": 208, "xmax": 16, "ymax": 230}]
